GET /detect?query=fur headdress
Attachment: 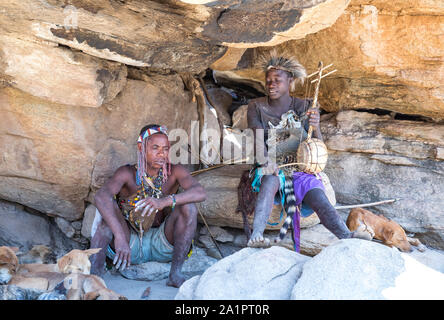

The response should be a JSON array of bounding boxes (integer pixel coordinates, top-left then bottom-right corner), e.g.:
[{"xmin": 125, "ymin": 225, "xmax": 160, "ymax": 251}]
[{"xmin": 260, "ymin": 50, "xmax": 307, "ymax": 91}]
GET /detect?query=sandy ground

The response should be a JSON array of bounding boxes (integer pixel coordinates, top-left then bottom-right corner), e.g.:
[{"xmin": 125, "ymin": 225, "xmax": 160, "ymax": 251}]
[
  {"xmin": 102, "ymin": 271, "xmax": 179, "ymax": 300},
  {"xmin": 102, "ymin": 247, "xmax": 444, "ymax": 300}
]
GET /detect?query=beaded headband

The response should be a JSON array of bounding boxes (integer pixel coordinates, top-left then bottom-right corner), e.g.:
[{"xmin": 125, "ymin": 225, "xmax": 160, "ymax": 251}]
[
  {"xmin": 137, "ymin": 125, "xmax": 168, "ymax": 143},
  {"xmin": 136, "ymin": 124, "xmax": 170, "ymax": 185}
]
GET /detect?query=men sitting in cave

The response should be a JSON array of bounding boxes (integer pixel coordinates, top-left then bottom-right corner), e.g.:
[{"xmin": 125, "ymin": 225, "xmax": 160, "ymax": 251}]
[
  {"xmin": 90, "ymin": 124, "xmax": 206, "ymax": 288},
  {"xmin": 246, "ymin": 53, "xmax": 372, "ymax": 248}
]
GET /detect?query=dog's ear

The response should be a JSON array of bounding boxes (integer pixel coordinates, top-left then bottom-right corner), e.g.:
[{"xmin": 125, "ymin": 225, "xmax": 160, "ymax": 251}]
[
  {"xmin": 382, "ymin": 228, "xmax": 394, "ymax": 244},
  {"xmin": 57, "ymin": 255, "xmax": 73, "ymax": 272},
  {"xmin": 83, "ymin": 291, "xmax": 100, "ymax": 300},
  {"xmin": 8, "ymin": 247, "xmax": 20, "ymax": 253},
  {"xmin": 84, "ymin": 248, "xmax": 101, "ymax": 257}
]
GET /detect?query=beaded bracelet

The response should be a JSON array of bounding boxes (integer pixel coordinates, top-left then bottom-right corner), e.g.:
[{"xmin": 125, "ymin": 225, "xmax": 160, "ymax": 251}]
[{"xmin": 169, "ymin": 194, "xmax": 176, "ymax": 210}]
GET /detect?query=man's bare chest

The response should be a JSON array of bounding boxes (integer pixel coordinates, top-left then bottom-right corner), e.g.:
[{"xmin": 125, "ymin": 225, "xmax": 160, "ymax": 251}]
[{"xmin": 118, "ymin": 178, "xmax": 176, "ymax": 201}]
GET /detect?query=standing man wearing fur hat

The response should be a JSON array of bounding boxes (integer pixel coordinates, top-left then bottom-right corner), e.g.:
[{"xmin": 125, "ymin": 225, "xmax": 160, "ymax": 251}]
[
  {"xmin": 90, "ymin": 124, "xmax": 206, "ymax": 288},
  {"xmin": 246, "ymin": 53, "xmax": 372, "ymax": 248}
]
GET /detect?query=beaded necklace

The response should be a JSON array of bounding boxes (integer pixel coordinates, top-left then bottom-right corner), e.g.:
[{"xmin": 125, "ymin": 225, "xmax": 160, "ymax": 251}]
[
  {"xmin": 116, "ymin": 166, "xmax": 164, "ymax": 259},
  {"xmin": 116, "ymin": 166, "xmax": 164, "ymax": 215},
  {"xmin": 136, "ymin": 166, "xmax": 163, "ymax": 199}
]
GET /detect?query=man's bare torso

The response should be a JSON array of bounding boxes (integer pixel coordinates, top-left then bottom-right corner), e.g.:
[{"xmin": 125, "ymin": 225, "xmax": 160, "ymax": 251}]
[{"xmin": 116, "ymin": 164, "xmax": 179, "ymax": 228}]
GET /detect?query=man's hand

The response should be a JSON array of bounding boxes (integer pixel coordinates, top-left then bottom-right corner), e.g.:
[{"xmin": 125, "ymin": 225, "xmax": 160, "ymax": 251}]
[
  {"xmin": 307, "ymin": 108, "xmax": 320, "ymax": 127},
  {"xmin": 113, "ymin": 236, "xmax": 131, "ymax": 270},
  {"xmin": 135, "ymin": 196, "xmax": 170, "ymax": 217},
  {"xmin": 262, "ymin": 161, "xmax": 279, "ymax": 176}
]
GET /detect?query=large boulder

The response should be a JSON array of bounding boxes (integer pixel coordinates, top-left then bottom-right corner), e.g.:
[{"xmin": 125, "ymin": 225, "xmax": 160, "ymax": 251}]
[
  {"xmin": 175, "ymin": 246, "xmax": 310, "ymax": 300},
  {"xmin": 0, "ymin": 35, "xmax": 127, "ymax": 108},
  {"xmin": 291, "ymin": 239, "xmax": 444, "ymax": 300},
  {"xmin": 176, "ymin": 238, "xmax": 444, "ymax": 300}
]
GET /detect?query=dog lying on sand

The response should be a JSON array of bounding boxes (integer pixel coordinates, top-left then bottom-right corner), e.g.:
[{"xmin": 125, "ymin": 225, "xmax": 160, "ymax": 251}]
[
  {"xmin": 346, "ymin": 208, "xmax": 426, "ymax": 253},
  {"xmin": 17, "ymin": 248, "xmax": 100, "ymax": 275},
  {"xmin": 0, "ymin": 246, "xmax": 127, "ymax": 300}
]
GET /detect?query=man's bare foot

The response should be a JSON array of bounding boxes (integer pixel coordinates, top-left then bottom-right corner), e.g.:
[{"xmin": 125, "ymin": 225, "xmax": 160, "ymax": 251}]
[
  {"xmin": 247, "ymin": 233, "xmax": 271, "ymax": 248},
  {"xmin": 167, "ymin": 272, "xmax": 186, "ymax": 288}
]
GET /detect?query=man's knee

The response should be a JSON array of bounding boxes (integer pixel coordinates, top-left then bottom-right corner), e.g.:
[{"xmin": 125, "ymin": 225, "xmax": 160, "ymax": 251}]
[
  {"xmin": 178, "ymin": 203, "xmax": 198, "ymax": 224},
  {"xmin": 96, "ymin": 218, "xmax": 113, "ymax": 239}
]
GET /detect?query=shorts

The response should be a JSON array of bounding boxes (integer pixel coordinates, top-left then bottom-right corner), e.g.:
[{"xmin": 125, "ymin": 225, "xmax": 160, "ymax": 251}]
[
  {"xmin": 106, "ymin": 220, "xmax": 174, "ymax": 265},
  {"xmin": 292, "ymin": 171, "xmax": 325, "ymax": 217},
  {"xmin": 273, "ymin": 195, "xmax": 318, "ymax": 218},
  {"xmin": 252, "ymin": 168, "xmax": 325, "ymax": 219}
]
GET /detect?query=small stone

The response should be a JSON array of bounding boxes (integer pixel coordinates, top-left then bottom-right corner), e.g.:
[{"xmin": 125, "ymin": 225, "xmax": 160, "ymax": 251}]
[{"xmin": 55, "ymin": 217, "xmax": 75, "ymax": 238}]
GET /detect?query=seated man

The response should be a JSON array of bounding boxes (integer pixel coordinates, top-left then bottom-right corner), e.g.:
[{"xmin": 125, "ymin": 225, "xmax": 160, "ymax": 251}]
[
  {"xmin": 246, "ymin": 54, "xmax": 372, "ymax": 248},
  {"xmin": 90, "ymin": 124, "xmax": 206, "ymax": 288}
]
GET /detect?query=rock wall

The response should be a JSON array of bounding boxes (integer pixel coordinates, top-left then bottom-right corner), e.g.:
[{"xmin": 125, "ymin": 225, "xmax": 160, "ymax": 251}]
[
  {"xmin": 322, "ymin": 111, "xmax": 444, "ymax": 248},
  {"xmin": 0, "ymin": 74, "xmax": 198, "ymax": 252},
  {"xmin": 213, "ymin": 0, "xmax": 444, "ymax": 120},
  {"xmin": 0, "ymin": 0, "xmax": 347, "ymax": 77},
  {"xmin": 0, "ymin": 35, "xmax": 128, "ymax": 108},
  {"xmin": 0, "ymin": 75, "xmax": 197, "ymax": 222}
]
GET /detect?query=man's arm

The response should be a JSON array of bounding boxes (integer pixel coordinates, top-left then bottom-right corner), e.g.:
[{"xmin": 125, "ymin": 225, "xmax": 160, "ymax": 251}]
[
  {"xmin": 170, "ymin": 164, "xmax": 206, "ymax": 206},
  {"xmin": 247, "ymin": 101, "xmax": 268, "ymax": 165},
  {"xmin": 94, "ymin": 165, "xmax": 132, "ymax": 265},
  {"xmin": 306, "ymin": 108, "xmax": 323, "ymax": 140}
]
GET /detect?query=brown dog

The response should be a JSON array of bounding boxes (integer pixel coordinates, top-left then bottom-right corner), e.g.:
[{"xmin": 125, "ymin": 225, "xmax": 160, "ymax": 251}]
[
  {"xmin": 0, "ymin": 246, "xmax": 127, "ymax": 300},
  {"xmin": 9, "ymin": 271, "xmax": 127, "ymax": 300},
  {"xmin": 1, "ymin": 247, "xmax": 101, "ymax": 291},
  {"xmin": 346, "ymin": 208, "xmax": 425, "ymax": 252},
  {"xmin": 18, "ymin": 248, "xmax": 101, "ymax": 275}
]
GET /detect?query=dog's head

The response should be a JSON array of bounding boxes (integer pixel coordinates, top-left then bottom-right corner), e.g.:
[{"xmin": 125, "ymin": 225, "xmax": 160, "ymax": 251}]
[
  {"xmin": 0, "ymin": 246, "xmax": 19, "ymax": 284},
  {"xmin": 57, "ymin": 248, "xmax": 101, "ymax": 274},
  {"xmin": 382, "ymin": 221, "xmax": 412, "ymax": 252}
]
